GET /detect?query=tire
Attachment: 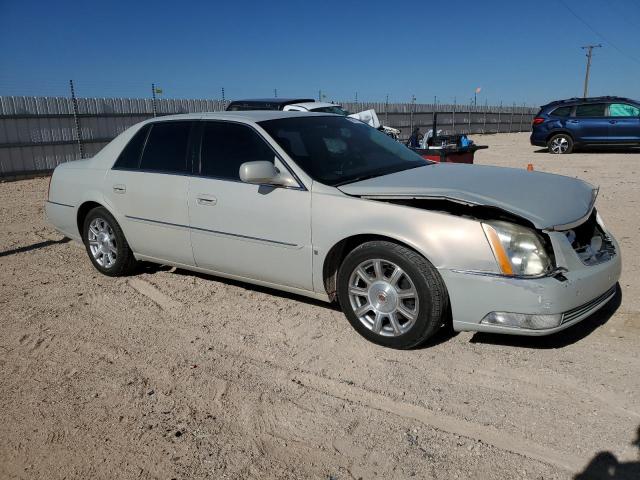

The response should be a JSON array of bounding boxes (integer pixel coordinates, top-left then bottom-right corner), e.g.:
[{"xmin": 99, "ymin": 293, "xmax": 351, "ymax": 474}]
[
  {"xmin": 82, "ymin": 206, "xmax": 137, "ymax": 276},
  {"xmin": 337, "ymin": 241, "xmax": 448, "ymax": 349},
  {"xmin": 547, "ymin": 133, "xmax": 573, "ymax": 154}
]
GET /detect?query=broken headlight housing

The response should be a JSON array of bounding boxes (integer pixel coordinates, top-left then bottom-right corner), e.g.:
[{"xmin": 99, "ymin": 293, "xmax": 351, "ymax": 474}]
[{"xmin": 482, "ymin": 220, "xmax": 552, "ymax": 277}]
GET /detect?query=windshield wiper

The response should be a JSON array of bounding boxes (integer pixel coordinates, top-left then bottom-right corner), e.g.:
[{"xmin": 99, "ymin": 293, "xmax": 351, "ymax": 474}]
[
  {"xmin": 333, "ymin": 164, "xmax": 424, "ymax": 187},
  {"xmin": 334, "ymin": 172, "xmax": 386, "ymax": 187}
]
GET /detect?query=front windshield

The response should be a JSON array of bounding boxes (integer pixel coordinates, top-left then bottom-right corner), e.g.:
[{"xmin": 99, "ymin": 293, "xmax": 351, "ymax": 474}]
[
  {"xmin": 309, "ymin": 105, "xmax": 350, "ymax": 116},
  {"xmin": 259, "ymin": 116, "xmax": 427, "ymax": 186}
]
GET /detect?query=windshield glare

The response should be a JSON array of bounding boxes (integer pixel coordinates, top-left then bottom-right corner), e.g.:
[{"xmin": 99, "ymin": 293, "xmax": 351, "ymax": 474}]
[{"xmin": 259, "ymin": 116, "xmax": 426, "ymax": 186}]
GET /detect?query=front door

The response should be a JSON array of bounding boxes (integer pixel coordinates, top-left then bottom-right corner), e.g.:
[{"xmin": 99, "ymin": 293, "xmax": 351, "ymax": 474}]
[
  {"xmin": 188, "ymin": 121, "xmax": 313, "ymax": 290},
  {"xmin": 607, "ymin": 103, "xmax": 640, "ymax": 143},
  {"xmin": 105, "ymin": 120, "xmax": 195, "ymax": 266}
]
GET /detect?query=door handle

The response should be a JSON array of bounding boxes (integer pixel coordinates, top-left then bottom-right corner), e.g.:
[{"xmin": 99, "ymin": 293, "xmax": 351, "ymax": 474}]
[
  {"xmin": 196, "ymin": 195, "xmax": 217, "ymax": 206},
  {"xmin": 568, "ymin": 120, "xmax": 579, "ymax": 124},
  {"xmin": 113, "ymin": 184, "xmax": 126, "ymax": 194},
  {"xmin": 609, "ymin": 120, "xmax": 617, "ymax": 124}
]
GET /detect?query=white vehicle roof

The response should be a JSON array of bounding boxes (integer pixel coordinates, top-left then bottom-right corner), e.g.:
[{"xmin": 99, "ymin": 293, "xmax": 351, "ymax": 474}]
[
  {"xmin": 151, "ymin": 110, "xmax": 331, "ymax": 123},
  {"xmin": 288, "ymin": 102, "xmax": 342, "ymax": 111}
]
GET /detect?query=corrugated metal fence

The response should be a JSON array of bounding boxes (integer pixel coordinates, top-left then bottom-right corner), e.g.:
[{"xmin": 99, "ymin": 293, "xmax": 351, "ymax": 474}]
[{"xmin": 0, "ymin": 96, "xmax": 536, "ymax": 179}]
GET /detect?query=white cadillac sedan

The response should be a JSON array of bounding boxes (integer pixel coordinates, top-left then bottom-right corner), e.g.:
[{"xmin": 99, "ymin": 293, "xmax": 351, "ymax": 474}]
[{"xmin": 46, "ymin": 111, "xmax": 621, "ymax": 349}]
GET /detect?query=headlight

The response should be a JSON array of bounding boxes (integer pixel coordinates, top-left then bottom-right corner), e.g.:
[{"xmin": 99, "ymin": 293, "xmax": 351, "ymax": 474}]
[{"xmin": 482, "ymin": 220, "xmax": 551, "ymax": 276}]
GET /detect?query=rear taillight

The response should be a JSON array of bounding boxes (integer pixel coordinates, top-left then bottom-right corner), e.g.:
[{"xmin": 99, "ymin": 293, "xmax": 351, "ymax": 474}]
[{"xmin": 532, "ymin": 117, "xmax": 545, "ymax": 126}]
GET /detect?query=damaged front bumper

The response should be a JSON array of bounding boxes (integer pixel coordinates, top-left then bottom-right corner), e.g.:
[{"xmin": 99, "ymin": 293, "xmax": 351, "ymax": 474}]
[{"xmin": 441, "ymin": 233, "xmax": 622, "ymax": 336}]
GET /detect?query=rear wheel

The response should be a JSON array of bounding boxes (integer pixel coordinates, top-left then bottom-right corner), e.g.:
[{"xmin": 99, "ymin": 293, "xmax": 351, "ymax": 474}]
[
  {"xmin": 547, "ymin": 133, "xmax": 573, "ymax": 154},
  {"xmin": 337, "ymin": 241, "xmax": 448, "ymax": 349},
  {"xmin": 83, "ymin": 207, "xmax": 137, "ymax": 276}
]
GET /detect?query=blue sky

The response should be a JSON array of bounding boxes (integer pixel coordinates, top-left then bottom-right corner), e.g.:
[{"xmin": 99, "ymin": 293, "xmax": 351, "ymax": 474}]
[{"xmin": 1, "ymin": 0, "xmax": 639, "ymax": 106}]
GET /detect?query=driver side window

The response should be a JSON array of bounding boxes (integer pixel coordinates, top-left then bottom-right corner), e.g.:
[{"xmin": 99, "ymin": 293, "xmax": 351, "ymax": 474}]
[{"xmin": 199, "ymin": 122, "xmax": 275, "ymax": 180}]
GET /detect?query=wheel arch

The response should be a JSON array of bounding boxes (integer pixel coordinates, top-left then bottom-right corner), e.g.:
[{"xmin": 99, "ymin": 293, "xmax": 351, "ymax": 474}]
[
  {"xmin": 322, "ymin": 233, "xmax": 434, "ymax": 301},
  {"xmin": 546, "ymin": 129, "xmax": 574, "ymax": 143},
  {"xmin": 76, "ymin": 200, "xmax": 119, "ymax": 239}
]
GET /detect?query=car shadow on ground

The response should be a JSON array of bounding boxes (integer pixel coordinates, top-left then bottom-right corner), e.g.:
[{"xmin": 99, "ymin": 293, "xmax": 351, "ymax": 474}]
[
  {"xmin": 133, "ymin": 261, "xmax": 174, "ymax": 276},
  {"xmin": 574, "ymin": 425, "xmax": 640, "ymax": 480},
  {"xmin": 168, "ymin": 267, "xmax": 342, "ymax": 311},
  {"xmin": 0, "ymin": 237, "xmax": 70, "ymax": 258},
  {"xmin": 140, "ymin": 264, "xmax": 619, "ymax": 350},
  {"xmin": 167, "ymin": 266, "xmax": 457, "ymax": 348},
  {"xmin": 469, "ymin": 284, "xmax": 622, "ymax": 349}
]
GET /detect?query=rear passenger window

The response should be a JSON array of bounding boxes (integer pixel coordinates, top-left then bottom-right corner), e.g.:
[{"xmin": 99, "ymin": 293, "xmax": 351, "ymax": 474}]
[
  {"xmin": 551, "ymin": 106, "xmax": 572, "ymax": 117},
  {"xmin": 113, "ymin": 125, "xmax": 150, "ymax": 169},
  {"xmin": 139, "ymin": 121, "xmax": 192, "ymax": 173},
  {"xmin": 575, "ymin": 104, "xmax": 606, "ymax": 117},
  {"xmin": 199, "ymin": 122, "xmax": 275, "ymax": 180}
]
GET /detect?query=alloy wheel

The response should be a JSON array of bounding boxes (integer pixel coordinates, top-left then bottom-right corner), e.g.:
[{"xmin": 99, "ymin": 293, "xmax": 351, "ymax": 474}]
[
  {"xmin": 347, "ymin": 258, "xmax": 419, "ymax": 337},
  {"xmin": 550, "ymin": 136, "xmax": 569, "ymax": 154},
  {"xmin": 87, "ymin": 217, "xmax": 117, "ymax": 268}
]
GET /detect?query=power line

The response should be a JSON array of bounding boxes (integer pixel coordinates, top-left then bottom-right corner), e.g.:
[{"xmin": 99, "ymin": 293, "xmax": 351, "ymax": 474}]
[{"xmin": 559, "ymin": 0, "xmax": 640, "ymax": 66}]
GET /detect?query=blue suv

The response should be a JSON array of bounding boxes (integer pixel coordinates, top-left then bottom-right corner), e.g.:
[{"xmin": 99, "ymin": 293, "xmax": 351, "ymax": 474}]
[{"xmin": 531, "ymin": 96, "xmax": 640, "ymax": 154}]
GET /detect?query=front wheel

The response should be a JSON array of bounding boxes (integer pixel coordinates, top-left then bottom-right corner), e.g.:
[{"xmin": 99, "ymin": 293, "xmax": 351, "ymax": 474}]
[
  {"xmin": 547, "ymin": 133, "xmax": 573, "ymax": 154},
  {"xmin": 337, "ymin": 241, "xmax": 449, "ymax": 349}
]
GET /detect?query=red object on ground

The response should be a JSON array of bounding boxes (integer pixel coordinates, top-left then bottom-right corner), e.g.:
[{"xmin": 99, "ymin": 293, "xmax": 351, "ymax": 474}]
[{"xmin": 413, "ymin": 145, "xmax": 488, "ymax": 164}]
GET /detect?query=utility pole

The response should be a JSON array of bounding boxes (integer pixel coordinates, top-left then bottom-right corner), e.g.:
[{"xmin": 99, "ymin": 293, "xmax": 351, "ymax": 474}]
[
  {"xmin": 318, "ymin": 89, "xmax": 322, "ymax": 101},
  {"xmin": 274, "ymin": 88, "xmax": 277, "ymax": 98},
  {"xmin": 581, "ymin": 44, "xmax": 602, "ymax": 98}
]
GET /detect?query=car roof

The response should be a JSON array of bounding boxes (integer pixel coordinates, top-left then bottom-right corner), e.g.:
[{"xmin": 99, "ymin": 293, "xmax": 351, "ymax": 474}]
[
  {"xmin": 146, "ymin": 110, "xmax": 333, "ymax": 123},
  {"xmin": 226, "ymin": 98, "xmax": 316, "ymax": 110},
  {"xmin": 293, "ymin": 102, "xmax": 342, "ymax": 110},
  {"xmin": 542, "ymin": 96, "xmax": 639, "ymax": 109}
]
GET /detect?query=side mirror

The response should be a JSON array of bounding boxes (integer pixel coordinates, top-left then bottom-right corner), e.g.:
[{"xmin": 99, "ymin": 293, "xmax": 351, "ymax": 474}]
[{"xmin": 239, "ymin": 161, "xmax": 297, "ymax": 187}]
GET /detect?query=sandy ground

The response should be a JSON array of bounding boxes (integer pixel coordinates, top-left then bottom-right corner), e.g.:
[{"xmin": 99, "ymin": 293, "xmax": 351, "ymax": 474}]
[{"xmin": 1, "ymin": 133, "xmax": 639, "ymax": 480}]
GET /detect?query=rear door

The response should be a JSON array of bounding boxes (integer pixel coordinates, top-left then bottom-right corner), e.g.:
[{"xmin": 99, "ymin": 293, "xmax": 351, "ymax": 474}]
[
  {"xmin": 607, "ymin": 103, "xmax": 640, "ymax": 142},
  {"xmin": 105, "ymin": 120, "xmax": 196, "ymax": 266},
  {"xmin": 568, "ymin": 103, "xmax": 610, "ymax": 142}
]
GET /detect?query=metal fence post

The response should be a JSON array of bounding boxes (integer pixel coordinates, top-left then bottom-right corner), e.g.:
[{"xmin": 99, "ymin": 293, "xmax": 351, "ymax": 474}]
[
  {"xmin": 497, "ymin": 101, "xmax": 502, "ymax": 133},
  {"xmin": 151, "ymin": 83, "xmax": 157, "ymax": 117},
  {"xmin": 519, "ymin": 103, "xmax": 524, "ymax": 132},
  {"xmin": 69, "ymin": 80, "xmax": 84, "ymax": 159},
  {"xmin": 385, "ymin": 94, "xmax": 389, "ymax": 125},
  {"xmin": 409, "ymin": 95, "xmax": 415, "ymax": 135},
  {"xmin": 509, "ymin": 103, "xmax": 515, "ymax": 133},
  {"xmin": 452, "ymin": 100, "xmax": 456, "ymax": 134},
  {"xmin": 482, "ymin": 100, "xmax": 487, "ymax": 134}
]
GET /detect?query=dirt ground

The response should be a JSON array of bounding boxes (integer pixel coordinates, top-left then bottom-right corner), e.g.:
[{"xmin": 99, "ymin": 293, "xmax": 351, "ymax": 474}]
[{"xmin": 1, "ymin": 132, "xmax": 639, "ymax": 480}]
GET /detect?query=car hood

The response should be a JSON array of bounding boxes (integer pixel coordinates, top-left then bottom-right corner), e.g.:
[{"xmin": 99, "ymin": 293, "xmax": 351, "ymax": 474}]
[{"xmin": 337, "ymin": 163, "xmax": 597, "ymax": 230}]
